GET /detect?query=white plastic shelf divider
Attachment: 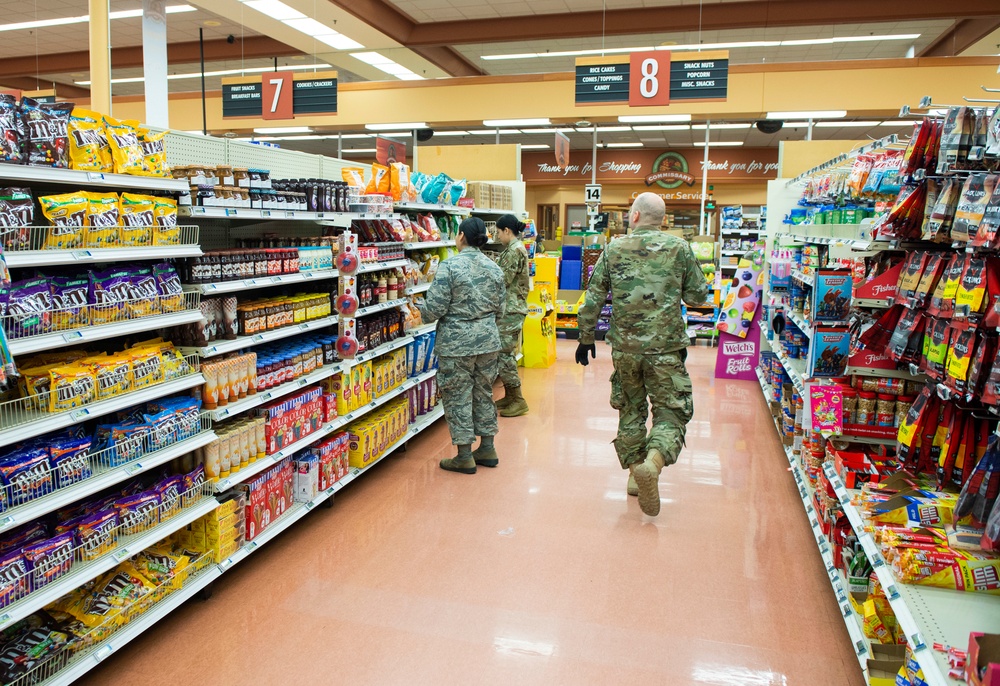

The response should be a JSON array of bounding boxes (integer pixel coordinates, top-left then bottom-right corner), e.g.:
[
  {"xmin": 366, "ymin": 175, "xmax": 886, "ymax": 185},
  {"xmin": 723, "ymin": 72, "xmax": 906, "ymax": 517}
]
[
  {"xmin": 396, "ymin": 202, "xmax": 469, "ymax": 216},
  {"xmin": 355, "ymin": 259, "xmax": 409, "ymax": 274},
  {"xmin": 403, "ymin": 240, "xmax": 456, "ymax": 250},
  {"xmin": 180, "ymin": 207, "xmax": 356, "ymax": 226},
  {"xmin": 831, "ymin": 433, "xmax": 897, "ymax": 446},
  {"xmin": 404, "ymin": 282, "xmax": 431, "ymax": 295},
  {"xmin": 407, "ymin": 322, "xmax": 437, "ymax": 337},
  {"xmin": 845, "ymin": 365, "xmax": 926, "ymax": 382},
  {"xmin": 720, "ymin": 264, "xmax": 739, "ymax": 270},
  {"xmin": 0, "ymin": 429, "xmax": 216, "ymax": 534},
  {"xmin": 352, "ymin": 334, "xmax": 417, "ymax": 364},
  {"xmin": 824, "ymin": 463, "xmax": 1000, "ymax": 686},
  {"xmin": 471, "ymin": 208, "xmax": 514, "ymax": 217},
  {"xmin": 787, "ymin": 311, "xmax": 814, "ymax": 338},
  {"xmin": 0, "ymin": 496, "xmax": 219, "ymax": 632},
  {"xmin": 786, "ymin": 233, "xmax": 892, "ymax": 251},
  {"xmin": 783, "ymin": 448, "xmax": 871, "ymax": 675},
  {"xmin": 190, "ymin": 269, "xmax": 338, "ymax": 295},
  {"xmin": 0, "ymin": 166, "xmax": 187, "ymax": 192},
  {"xmin": 853, "ymin": 297, "xmax": 893, "ymax": 308},
  {"xmin": 354, "ymin": 298, "xmax": 407, "ymax": 318},
  {"xmin": 0, "ymin": 373, "xmax": 205, "ymax": 450},
  {"xmin": 218, "ymin": 404, "xmax": 444, "ymax": 569},
  {"xmin": 720, "ymin": 249, "xmax": 745, "ymax": 256},
  {"xmin": 772, "ymin": 343, "xmax": 809, "ymax": 397},
  {"xmin": 9, "ymin": 308, "xmax": 204, "ymax": 357},
  {"xmin": 5, "ymin": 244, "xmax": 202, "ymax": 268},
  {"xmin": 791, "ymin": 269, "xmax": 815, "ymax": 287},
  {"xmin": 40, "ymin": 563, "xmax": 222, "ymax": 686},
  {"xmin": 212, "ymin": 361, "xmax": 346, "ymax": 422},
  {"xmin": 215, "ymin": 368, "xmax": 437, "ymax": 491},
  {"xmin": 179, "ymin": 316, "xmax": 337, "ymax": 358}
]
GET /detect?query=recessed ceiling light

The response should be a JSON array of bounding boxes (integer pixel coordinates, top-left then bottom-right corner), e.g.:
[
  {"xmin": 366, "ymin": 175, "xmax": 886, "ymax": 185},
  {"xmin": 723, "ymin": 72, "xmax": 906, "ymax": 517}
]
[
  {"xmin": 606, "ymin": 142, "xmax": 643, "ymax": 148},
  {"xmin": 521, "ymin": 144, "xmax": 550, "ymax": 149},
  {"xmin": 345, "ymin": 148, "xmax": 377, "ymax": 153},
  {"xmin": 351, "ymin": 52, "xmax": 424, "ymax": 80},
  {"xmin": 203, "ymin": 20, "xmax": 221, "ymax": 26},
  {"xmin": 766, "ymin": 110, "xmax": 847, "ymax": 119},
  {"xmin": 433, "ymin": 131, "xmax": 472, "ymax": 137},
  {"xmin": 0, "ymin": 3, "xmax": 192, "ymax": 32},
  {"xmin": 365, "ymin": 122, "xmax": 428, "ymax": 130},
  {"xmin": 254, "ymin": 126, "xmax": 313, "ymax": 134},
  {"xmin": 242, "ymin": 0, "xmax": 304, "ymax": 20},
  {"xmin": 618, "ymin": 114, "xmax": 692, "ymax": 123},
  {"xmin": 338, "ymin": 133, "xmax": 372, "ymax": 139},
  {"xmin": 468, "ymin": 129, "xmax": 520, "ymax": 135},
  {"xmin": 632, "ymin": 124, "xmax": 690, "ymax": 131},
  {"xmin": 691, "ymin": 123, "xmax": 751, "ymax": 130},
  {"xmin": 693, "ymin": 141, "xmax": 744, "ymax": 146},
  {"xmin": 597, "ymin": 126, "xmax": 632, "ymax": 132},
  {"xmin": 76, "ymin": 62, "xmax": 332, "ymax": 85},
  {"xmin": 483, "ymin": 118, "xmax": 551, "ymax": 127},
  {"xmin": 814, "ymin": 120, "xmax": 882, "ymax": 128}
]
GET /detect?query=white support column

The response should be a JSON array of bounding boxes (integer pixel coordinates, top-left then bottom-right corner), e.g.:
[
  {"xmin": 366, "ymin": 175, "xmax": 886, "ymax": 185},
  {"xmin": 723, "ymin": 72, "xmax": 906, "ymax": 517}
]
[
  {"xmin": 142, "ymin": 0, "xmax": 169, "ymax": 127},
  {"xmin": 699, "ymin": 121, "xmax": 710, "ymax": 235}
]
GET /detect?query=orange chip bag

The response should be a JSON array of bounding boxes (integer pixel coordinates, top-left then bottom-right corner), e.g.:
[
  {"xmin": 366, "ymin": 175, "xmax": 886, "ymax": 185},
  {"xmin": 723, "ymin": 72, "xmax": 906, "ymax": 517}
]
[
  {"xmin": 85, "ymin": 192, "xmax": 120, "ymax": 247},
  {"xmin": 390, "ymin": 162, "xmax": 410, "ymax": 202},
  {"xmin": 341, "ymin": 167, "xmax": 366, "ymax": 189},
  {"xmin": 365, "ymin": 164, "xmax": 390, "ymax": 194}
]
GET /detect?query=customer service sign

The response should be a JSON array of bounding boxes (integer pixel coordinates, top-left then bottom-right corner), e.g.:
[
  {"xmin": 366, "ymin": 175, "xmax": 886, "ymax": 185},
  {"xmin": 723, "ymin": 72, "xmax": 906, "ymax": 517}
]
[{"xmin": 522, "ymin": 148, "xmax": 778, "ymax": 185}]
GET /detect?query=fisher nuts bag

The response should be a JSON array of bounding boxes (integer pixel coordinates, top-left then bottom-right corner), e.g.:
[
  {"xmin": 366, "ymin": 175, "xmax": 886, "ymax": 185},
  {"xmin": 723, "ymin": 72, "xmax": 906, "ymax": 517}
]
[{"xmin": 21, "ymin": 98, "xmax": 73, "ymax": 168}]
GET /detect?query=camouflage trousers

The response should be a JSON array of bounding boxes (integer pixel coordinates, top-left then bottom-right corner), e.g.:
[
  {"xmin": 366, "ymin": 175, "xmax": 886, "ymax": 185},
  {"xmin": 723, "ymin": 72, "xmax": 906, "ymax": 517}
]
[
  {"xmin": 609, "ymin": 349, "xmax": 693, "ymax": 469},
  {"xmin": 497, "ymin": 314, "xmax": 525, "ymax": 388},
  {"xmin": 438, "ymin": 353, "xmax": 500, "ymax": 445}
]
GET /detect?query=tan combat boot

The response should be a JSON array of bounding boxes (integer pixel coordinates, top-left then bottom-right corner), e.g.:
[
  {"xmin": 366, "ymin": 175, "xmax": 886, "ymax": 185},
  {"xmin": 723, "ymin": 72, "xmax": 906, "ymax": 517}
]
[
  {"xmin": 627, "ymin": 472, "xmax": 638, "ymax": 496},
  {"xmin": 495, "ymin": 385, "xmax": 513, "ymax": 410},
  {"xmin": 499, "ymin": 385, "xmax": 529, "ymax": 417},
  {"xmin": 631, "ymin": 449, "xmax": 665, "ymax": 516}
]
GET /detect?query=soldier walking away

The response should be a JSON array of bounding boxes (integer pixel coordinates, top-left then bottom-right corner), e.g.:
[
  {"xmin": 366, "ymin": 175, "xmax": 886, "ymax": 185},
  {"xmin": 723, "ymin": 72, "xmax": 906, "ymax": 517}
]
[
  {"xmin": 575, "ymin": 193, "xmax": 708, "ymax": 516},
  {"xmin": 418, "ymin": 217, "xmax": 506, "ymax": 474},
  {"xmin": 494, "ymin": 214, "xmax": 531, "ymax": 417}
]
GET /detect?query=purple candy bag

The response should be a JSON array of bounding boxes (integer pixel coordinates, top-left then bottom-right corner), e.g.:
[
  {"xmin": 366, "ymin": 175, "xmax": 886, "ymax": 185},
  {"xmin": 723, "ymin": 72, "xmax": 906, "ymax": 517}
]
[
  {"xmin": 22, "ymin": 532, "xmax": 74, "ymax": 590},
  {"xmin": 6, "ymin": 278, "xmax": 53, "ymax": 338}
]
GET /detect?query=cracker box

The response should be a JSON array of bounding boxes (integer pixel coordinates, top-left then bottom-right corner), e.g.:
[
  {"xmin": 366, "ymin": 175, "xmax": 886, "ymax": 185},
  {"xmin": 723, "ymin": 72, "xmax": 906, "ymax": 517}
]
[{"xmin": 294, "ymin": 456, "xmax": 319, "ymax": 502}]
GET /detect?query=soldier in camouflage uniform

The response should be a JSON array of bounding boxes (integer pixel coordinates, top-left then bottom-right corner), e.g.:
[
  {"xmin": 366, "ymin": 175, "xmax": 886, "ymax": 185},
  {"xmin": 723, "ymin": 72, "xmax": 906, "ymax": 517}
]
[
  {"xmin": 494, "ymin": 214, "xmax": 531, "ymax": 417},
  {"xmin": 576, "ymin": 192, "xmax": 708, "ymax": 516},
  {"xmin": 418, "ymin": 217, "xmax": 506, "ymax": 474}
]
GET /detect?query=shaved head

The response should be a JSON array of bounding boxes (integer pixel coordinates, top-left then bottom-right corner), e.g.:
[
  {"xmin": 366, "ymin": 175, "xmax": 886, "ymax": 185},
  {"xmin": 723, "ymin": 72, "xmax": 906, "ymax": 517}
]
[{"xmin": 629, "ymin": 192, "xmax": 666, "ymax": 228}]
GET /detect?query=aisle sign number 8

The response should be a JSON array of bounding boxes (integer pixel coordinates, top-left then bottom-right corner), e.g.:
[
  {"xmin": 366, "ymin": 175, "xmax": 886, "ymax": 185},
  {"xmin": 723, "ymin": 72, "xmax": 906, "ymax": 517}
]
[{"xmin": 628, "ymin": 51, "xmax": 670, "ymax": 107}]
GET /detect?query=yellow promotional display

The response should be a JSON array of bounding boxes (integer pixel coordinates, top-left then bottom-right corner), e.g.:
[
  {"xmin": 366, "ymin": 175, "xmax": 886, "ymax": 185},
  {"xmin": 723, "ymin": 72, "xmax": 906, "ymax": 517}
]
[{"xmin": 522, "ymin": 255, "xmax": 557, "ymax": 368}]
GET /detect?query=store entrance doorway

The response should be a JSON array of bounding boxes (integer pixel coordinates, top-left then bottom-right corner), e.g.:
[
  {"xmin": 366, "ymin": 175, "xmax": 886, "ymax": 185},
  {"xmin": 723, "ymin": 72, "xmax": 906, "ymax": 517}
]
[
  {"xmin": 536, "ymin": 204, "xmax": 558, "ymax": 240},
  {"xmin": 565, "ymin": 204, "xmax": 588, "ymax": 232}
]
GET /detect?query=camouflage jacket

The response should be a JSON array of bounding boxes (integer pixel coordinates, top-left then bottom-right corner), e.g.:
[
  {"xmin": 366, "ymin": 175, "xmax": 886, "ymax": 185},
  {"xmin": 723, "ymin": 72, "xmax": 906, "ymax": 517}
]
[
  {"xmin": 498, "ymin": 238, "xmax": 529, "ymax": 318},
  {"xmin": 418, "ymin": 247, "xmax": 506, "ymax": 356},
  {"xmin": 578, "ymin": 225, "xmax": 709, "ymax": 354}
]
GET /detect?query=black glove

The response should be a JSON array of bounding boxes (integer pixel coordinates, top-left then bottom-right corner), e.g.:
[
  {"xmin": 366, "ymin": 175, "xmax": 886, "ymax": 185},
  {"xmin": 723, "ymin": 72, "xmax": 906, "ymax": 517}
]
[{"xmin": 575, "ymin": 343, "xmax": 596, "ymax": 366}]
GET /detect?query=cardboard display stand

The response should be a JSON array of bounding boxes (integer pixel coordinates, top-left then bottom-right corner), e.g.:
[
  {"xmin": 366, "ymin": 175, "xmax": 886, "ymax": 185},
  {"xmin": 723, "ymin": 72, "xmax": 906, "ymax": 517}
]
[{"xmin": 715, "ymin": 309, "xmax": 762, "ymax": 381}]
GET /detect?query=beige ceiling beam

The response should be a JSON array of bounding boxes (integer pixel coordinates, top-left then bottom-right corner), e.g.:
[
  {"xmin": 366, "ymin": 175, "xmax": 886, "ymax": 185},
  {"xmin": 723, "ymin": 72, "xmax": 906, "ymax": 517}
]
[{"xmin": 920, "ymin": 17, "xmax": 1000, "ymax": 57}]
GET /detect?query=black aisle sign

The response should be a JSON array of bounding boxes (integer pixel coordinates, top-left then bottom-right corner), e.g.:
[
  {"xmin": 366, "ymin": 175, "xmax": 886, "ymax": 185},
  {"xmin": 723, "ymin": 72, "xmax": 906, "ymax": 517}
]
[
  {"xmin": 222, "ymin": 80, "xmax": 263, "ymax": 118},
  {"xmin": 292, "ymin": 75, "xmax": 338, "ymax": 115},
  {"xmin": 575, "ymin": 60, "xmax": 631, "ymax": 104},
  {"xmin": 669, "ymin": 57, "xmax": 729, "ymax": 100}
]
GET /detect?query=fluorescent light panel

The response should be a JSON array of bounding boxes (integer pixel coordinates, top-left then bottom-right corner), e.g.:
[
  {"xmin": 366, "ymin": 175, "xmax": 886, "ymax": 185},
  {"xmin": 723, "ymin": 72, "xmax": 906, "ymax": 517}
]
[
  {"xmin": 691, "ymin": 123, "xmax": 751, "ymax": 130},
  {"xmin": 254, "ymin": 126, "xmax": 312, "ymax": 134},
  {"xmin": 75, "ymin": 62, "xmax": 332, "ymax": 85},
  {"xmin": 365, "ymin": 122, "xmax": 428, "ymax": 130},
  {"xmin": 434, "ymin": 131, "xmax": 472, "ymax": 137},
  {"xmin": 766, "ymin": 110, "xmax": 847, "ymax": 119},
  {"xmin": 345, "ymin": 148, "xmax": 377, "ymax": 153},
  {"xmin": 606, "ymin": 142, "xmax": 643, "ymax": 148},
  {"xmin": 468, "ymin": 129, "xmax": 520, "ymax": 135},
  {"xmin": 351, "ymin": 52, "xmax": 424, "ymax": 80},
  {"xmin": 521, "ymin": 144, "xmax": 550, "ymax": 149},
  {"xmin": 814, "ymin": 120, "xmax": 882, "ymax": 128},
  {"xmin": 242, "ymin": 0, "xmax": 304, "ymax": 20},
  {"xmin": 619, "ymin": 114, "xmax": 692, "ymax": 123},
  {"xmin": 483, "ymin": 118, "xmax": 550, "ymax": 127},
  {"xmin": 694, "ymin": 141, "xmax": 743, "ymax": 146},
  {"xmin": 281, "ymin": 17, "xmax": 364, "ymax": 50},
  {"xmin": 597, "ymin": 126, "xmax": 632, "ymax": 132},
  {"xmin": 0, "ymin": 4, "xmax": 192, "ymax": 32},
  {"xmin": 632, "ymin": 124, "xmax": 691, "ymax": 131},
  {"xmin": 481, "ymin": 34, "xmax": 920, "ymax": 60}
]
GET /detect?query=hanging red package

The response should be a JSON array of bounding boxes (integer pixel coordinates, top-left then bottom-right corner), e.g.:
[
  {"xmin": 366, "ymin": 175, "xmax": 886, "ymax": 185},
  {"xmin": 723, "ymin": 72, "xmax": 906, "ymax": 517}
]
[{"xmin": 936, "ymin": 405, "xmax": 962, "ymax": 489}]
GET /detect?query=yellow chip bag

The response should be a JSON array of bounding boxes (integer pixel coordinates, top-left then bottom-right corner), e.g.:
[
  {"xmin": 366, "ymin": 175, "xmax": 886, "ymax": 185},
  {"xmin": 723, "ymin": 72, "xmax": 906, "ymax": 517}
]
[
  {"xmin": 366, "ymin": 163, "xmax": 390, "ymax": 194},
  {"xmin": 85, "ymin": 192, "xmax": 120, "ymax": 247},
  {"xmin": 68, "ymin": 108, "xmax": 112, "ymax": 172},
  {"xmin": 390, "ymin": 162, "xmax": 410, "ymax": 202},
  {"xmin": 40, "ymin": 192, "xmax": 88, "ymax": 250},
  {"xmin": 104, "ymin": 116, "xmax": 145, "ymax": 175},
  {"xmin": 119, "ymin": 193, "xmax": 155, "ymax": 246},
  {"xmin": 48, "ymin": 364, "xmax": 97, "ymax": 412},
  {"xmin": 152, "ymin": 197, "xmax": 178, "ymax": 244},
  {"xmin": 341, "ymin": 166, "xmax": 366, "ymax": 188},
  {"xmin": 137, "ymin": 128, "xmax": 169, "ymax": 177}
]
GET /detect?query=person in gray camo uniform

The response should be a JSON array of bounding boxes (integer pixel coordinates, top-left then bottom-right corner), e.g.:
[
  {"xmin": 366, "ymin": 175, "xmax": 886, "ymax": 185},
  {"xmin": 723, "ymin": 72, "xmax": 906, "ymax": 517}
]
[
  {"xmin": 576, "ymin": 192, "xmax": 709, "ymax": 517},
  {"xmin": 418, "ymin": 217, "xmax": 506, "ymax": 474}
]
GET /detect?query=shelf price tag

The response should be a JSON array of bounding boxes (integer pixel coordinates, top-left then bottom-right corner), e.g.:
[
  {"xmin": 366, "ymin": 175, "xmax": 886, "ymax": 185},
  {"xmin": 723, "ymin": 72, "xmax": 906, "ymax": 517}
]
[
  {"xmin": 72, "ymin": 250, "xmax": 92, "ymax": 260},
  {"xmin": 114, "ymin": 548, "xmax": 132, "ymax": 562},
  {"xmin": 246, "ymin": 541, "xmax": 258, "ymax": 552},
  {"xmin": 225, "ymin": 208, "xmax": 237, "ymax": 216},
  {"xmin": 285, "ymin": 211, "xmax": 295, "ymax": 218},
  {"xmin": 126, "ymin": 462, "xmax": 144, "ymax": 475},
  {"xmin": 252, "ymin": 334, "xmax": 265, "ymax": 343},
  {"xmin": 261, "ymin": 210, "xmax": 271, "ymax": 218},
  {"xmin": 94, "ymin": 645, "xmax": 114, "ymax": 661},
  {"xmin": 87, "ymin": 172, "xmax": 107, "ymax": 182},
  {"xmin": 63, "ymin": 331, "xmax": 83, "ymax": 343},
  {"xmin": 71, "ymin": 408, "xmax": 90, "ymax": 422},
  {"xmin": 0, "ymin": 516, "xmax": 14, "ymax": 530}
]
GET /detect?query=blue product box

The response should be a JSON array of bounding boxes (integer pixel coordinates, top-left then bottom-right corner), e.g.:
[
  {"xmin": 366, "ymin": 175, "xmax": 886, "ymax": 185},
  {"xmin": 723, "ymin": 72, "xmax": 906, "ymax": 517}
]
[
  {"xmin": 561, "ymin": 245, "xmax": 583, "ymax": 261},
  {"xmin": 807, "ymin": 327, "xmax": 851, "ymax": 378},
  {"xmin": 560, "ymin": 260, "xmax": 582, "ymax": 289},
  {"xmin": 811, "ymin": 269, "xmax": 853, "ymax": 322}
]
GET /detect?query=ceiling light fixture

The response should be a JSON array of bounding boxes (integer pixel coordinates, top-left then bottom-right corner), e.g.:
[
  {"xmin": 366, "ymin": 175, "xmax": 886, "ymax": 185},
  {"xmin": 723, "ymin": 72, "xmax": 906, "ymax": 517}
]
[
  {"xmin": 281, "ymin": 17, "xmax": 364, "ymax": 50},
  {"xmin": 241, "ymin": 0, "xmax": 304, "ymax": 20},
  {"xmin": 364, "ymin": 122, "xmax": 428, "ymax": 131},
  {"xmin": 632, "ymin": 124, "xmax": 691, "ymax": 131},
  {"xmin": 483, "ymin": 118, "xmax": 551, "ymax": 127},
  {"xmin": 481, "ymin": 34, "xmax": 920, "ymax": 61},
  {"xmin": 468, "ymin": 129, "xmax": 520, "ymax": 135},
  {"xmin": 344, "ymin": 148, "xmax": 377, "ymax": 153},
  {"xmin": 766, "ymin": 110, "xmax": 847, "ymax": 119},
  {"xmin": 253, "ymin": 126, "xmax": 313, "ymax": 134},
  {"xmin": 691, "ymin": 123, "xmax": 751, "ymax": 130},
  {"xmin": 521, "ymin": 144, "xmax": 551, "ymax": 149},
  {"xmin": 618, "ymin": 114, "xmax": 692, "ymax": 123},
  {"xmin": 433, "ymin": 131, "xmax": 472, "ymax": 137},
  {"xmin": 693, "ymin": 141, "xmax": 744, "ymax": 146},
  {"xmin": 338, "ymin": 133, "xmax": 372, "ymax": 139},
  {"xmin": 75, "ymin": 63, "xmax": 333, "ymax": 85},
  {"xmin": 606, "ymin": 142, "xmax": 644, "ymax": 148},
  {"xmin": 0, "ymin": 4, "xmax": 192, "ymax": 32},
  {"xmin": 596, "ymin": 126, "xmax": 632, "ymax": 132},
  {"xmin": 814, "ymin": 120, "xmax": 882, "ymax": 128},
  {"xmin": 351, "ymin": 52, "xmax": 424, "ymax": 80}
]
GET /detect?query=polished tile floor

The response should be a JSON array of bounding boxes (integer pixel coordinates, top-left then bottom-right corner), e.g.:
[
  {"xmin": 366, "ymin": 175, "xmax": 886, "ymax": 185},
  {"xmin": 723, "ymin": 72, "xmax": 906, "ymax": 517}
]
[{"xmin": 80, "ymin": 341, "xmax": 864, "ymax": 686}]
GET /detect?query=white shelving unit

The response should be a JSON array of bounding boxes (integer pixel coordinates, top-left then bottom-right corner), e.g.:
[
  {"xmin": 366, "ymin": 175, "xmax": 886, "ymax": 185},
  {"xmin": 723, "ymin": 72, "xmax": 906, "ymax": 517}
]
[
  {"xmin": 356, "ymin": 259, "xmax": 409, "ymax": 274},
  {"xmin": 211, "ymin": 362, "xmax": 346, "ymax": 422},
  {"xmin": 179, "ymin": 316, "xmax": 338, "ymax": 358},
  {"xmin": 396, "ymin": 202, "xmax": 469, "ymax": 216},
  {"xmin": 180, "ymin": 206, "xmax": 357, "ymax": 226},
  {"xmin": 404, "ymin": 282, "xmax": 432, "ymax": 296},
  {"xmin": 791, "ymin": 269, "xmax": 815, "ymax": 287},
  {"xmin": 0, "ymin": 166, "xmax": 187, "ymax": 191},
  {"xmin": 5, "ymin": 244, "xmax": 202, "ymax": 268},
  {"xmin": 354, "ymin": 298, "xmax": 408, "ymax": 318},
  {"xmin": 189, "ymin": 269, "xmax": 339, "ymax": 295},
  {"xmin": 403, "ymin": 240, "xmax": 456, "ymax": 250}
]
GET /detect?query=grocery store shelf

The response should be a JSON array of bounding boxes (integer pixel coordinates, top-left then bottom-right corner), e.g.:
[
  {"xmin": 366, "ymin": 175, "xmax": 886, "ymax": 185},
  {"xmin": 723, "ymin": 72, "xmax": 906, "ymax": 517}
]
[
  {"xmin": 845, "ymin": 365, "xmax": 926, "ymax": 382},
  {"xmin": 9, "ymin": 307, "xmax": 204, "ymax": 356},
  {"xmin": 755, "ymin": 366, "xmax": 773, "ymax": 401},
  {"xmin": 824, "ymin": 463, "xmax": 1000, "ymax": 686},
  {"xmin": 0, "ymin": 166, "xmax": 187, "ymax": 192},
  {"xmin": 785, "ymin": 233, "xmax": 891, "ymax": 251},
  {"xmin": 353, "ymin": 334, "xmax": 415, "ymax": 363},
  {"xmin": 179, "ymin": 316, "xmax": 337, "ymax": 358},
  {"xmin": 721, "ymin": 229, "xmax": 760, "ymax": 236},
  {"xmin": 354, "ymin": 298, "xmax": 407, "ymax": 318},
  {"xmin": 772, "ymin": 343, "xmax": 808, "ymax": 397},
  {"xmin": 403, "ymin": 240, "xmax": 456, "ymax": 250},
  {"xmin": 212, "ymin": 361, "xmax": 346, "ymax": 421},
  {"xmin": 471, "ymin": 207, "xmax": 515, "ymax": 217},
  {"xmin": 180, "ymin": 206, "xmax": 355, "ymax": 226},
  {"xmin": 720, "ymin": 264, "xmax": 739, "ymax": 270},
  {"xmin": 721, "ymin": 249, "xmax": 745, "ymax": 256},
  {"xmin": 42, "ymin": 563, "xmax": 222, "ymax": 686},
  {"xmin": 852, "ymin": 297, "xmax": 893, "ymax": 308},
  {"xmin": 5, "ymin": 244, "xmax": 202, "ymax": 268},
  {"xmin": 190, "ymin": 269, "xmax": 338, "ymax": 295},
  {"xmin": 0, "ymin": 428, "xmax": 216, "ymax": 533},
  {"xmin": 787, "ymin": 310, "xmax": 813, "ymax": 337},
  {"xmin": 830, "ymin": 433, "xmax": 897, "ymax": 446},
  {"xmin": 396, "ymin": 202, "xmax": 470, "ymax": 216},
  {"xmin": 407, "ymin": 322, "xmax": 437, "ymax": 337},
  {"xmin": 404, "ymin": 282, "xmax": 432, "ymax": 295},
  {"xmin": 791, "ymin": 269, "xmax": 815, "ymax": 287},
  {"xmin": 784, "ymin": 449, "xmax": 871, "ymax": 676},
  {"xmin": 0, "ymin": 495, "xmax": 219, "ymax": 632},
  {"xmin": 0, "ymin": 373, "xmax": 205, "ymax": 450},
  {"xmin": 356, "ymin": 259, "xmax": 408, "ymax": 274}
]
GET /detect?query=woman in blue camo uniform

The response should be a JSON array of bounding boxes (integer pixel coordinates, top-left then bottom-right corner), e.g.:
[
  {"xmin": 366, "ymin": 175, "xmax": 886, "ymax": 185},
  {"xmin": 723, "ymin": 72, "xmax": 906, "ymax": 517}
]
[
  {"xmin": 418, "ymin": 217, "xmax": 506, "ymax": 474},
  {"xmin": 494, "ymin": 214, "xmax": 531, "ymax": 417}
]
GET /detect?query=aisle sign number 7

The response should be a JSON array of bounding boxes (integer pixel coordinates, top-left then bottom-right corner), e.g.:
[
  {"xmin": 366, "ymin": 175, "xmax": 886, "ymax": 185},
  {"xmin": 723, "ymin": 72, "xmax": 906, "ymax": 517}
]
[
  {"xmin": 262, "ymin": 71, "xmax": 294, "ymax": 120},
  {"xmin": 628, "ymin": 51, "xmax": 670, "ymax": 107}
]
